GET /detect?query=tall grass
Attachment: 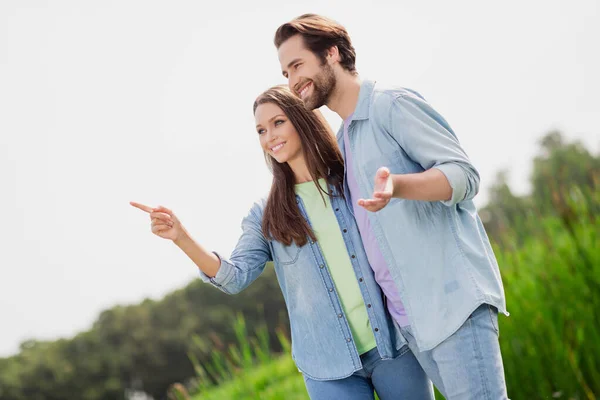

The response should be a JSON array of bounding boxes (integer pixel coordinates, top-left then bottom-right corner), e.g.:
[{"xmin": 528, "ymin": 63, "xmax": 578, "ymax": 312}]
[
  {"xmin": 182, "ymin": 311, "xmax": 306, "ymax": 400},
  {"xmin": 497, "ymin": 192, "xmax": 600, "ymax": 400}
]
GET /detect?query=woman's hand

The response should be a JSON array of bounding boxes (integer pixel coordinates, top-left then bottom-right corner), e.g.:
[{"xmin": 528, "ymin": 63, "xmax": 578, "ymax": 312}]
[{"xmin": 130, "ymin": 202, "xmax": 184, "ymax": 242}]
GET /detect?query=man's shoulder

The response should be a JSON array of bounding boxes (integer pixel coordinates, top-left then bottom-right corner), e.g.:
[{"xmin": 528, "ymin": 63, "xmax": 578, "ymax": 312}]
[
  {"xmin": 365, "ymin": 81, "xmax": 428, "ymax": 123},
  {"xmin": 370, "ymin": 81, "xmax": 425, "ymax": 106}
]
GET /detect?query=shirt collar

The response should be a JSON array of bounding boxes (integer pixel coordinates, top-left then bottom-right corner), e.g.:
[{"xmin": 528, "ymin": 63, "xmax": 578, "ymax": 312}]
[{"xmin": 350, "ymin": 79, "xmax": 376, "ymax": 121}]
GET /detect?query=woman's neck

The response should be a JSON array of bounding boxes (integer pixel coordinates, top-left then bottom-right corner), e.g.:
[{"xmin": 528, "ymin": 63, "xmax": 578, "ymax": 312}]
[{"xmin": 287, "ymin": 156, "xmax": 312, "ymax": 184}]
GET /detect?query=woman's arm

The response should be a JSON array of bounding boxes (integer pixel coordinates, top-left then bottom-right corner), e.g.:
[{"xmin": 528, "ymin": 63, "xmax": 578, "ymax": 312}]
[
  {"xmin": 173, "ymin": 227, "xmax": 220, "ymax": 277},
  {"xmin": 130, "ymin": 202, "xmax": 221, "ymax": 277},
  {"xmin": 130, "ymin": 201, "xmax": 272, "ymax": 295}
]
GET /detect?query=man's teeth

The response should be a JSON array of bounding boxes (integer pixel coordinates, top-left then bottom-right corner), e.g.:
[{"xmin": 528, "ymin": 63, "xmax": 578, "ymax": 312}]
[{"xmin": 300, "ymin": 83, "xmax": 311, "ymax": 98}]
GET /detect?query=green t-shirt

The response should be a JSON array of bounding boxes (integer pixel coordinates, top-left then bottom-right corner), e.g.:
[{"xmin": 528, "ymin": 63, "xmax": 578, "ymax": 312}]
[{"xmin": 295, "ymin": 179, "xmax": 376, "ymax": 355}]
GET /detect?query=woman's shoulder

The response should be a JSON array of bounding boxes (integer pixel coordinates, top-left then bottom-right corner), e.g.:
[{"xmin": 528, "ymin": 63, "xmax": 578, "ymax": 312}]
[{"xmin": 246, "ymin": 194, "xmax": 269, "ymax": 221}]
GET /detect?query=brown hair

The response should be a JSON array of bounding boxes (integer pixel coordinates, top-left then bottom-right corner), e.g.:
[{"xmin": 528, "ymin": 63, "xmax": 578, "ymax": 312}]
[
  {"xmin": 253, "ymin": 86, "xmax": 345, "ymax": 246},
  {"xmin": 274, "ymin": 14, "xmax": 357, "ymax": 74}
]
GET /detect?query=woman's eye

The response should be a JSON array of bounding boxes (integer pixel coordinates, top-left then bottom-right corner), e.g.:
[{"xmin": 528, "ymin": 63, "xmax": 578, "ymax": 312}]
[
  {"xmin": 274, "ymin": 119, "xmax": 285, "ymax": 126},
  {"xmin": 257, "ymin": 128, "xmax": 265, "ymax": 135}
]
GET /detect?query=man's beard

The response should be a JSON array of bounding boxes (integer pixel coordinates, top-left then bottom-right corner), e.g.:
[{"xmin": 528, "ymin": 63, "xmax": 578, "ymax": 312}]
[{"xmin": 304, "ymin": 63, "xmax": 336, "ymax": 110}]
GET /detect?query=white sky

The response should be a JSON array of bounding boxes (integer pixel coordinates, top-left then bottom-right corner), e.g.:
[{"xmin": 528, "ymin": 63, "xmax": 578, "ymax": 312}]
[{"xmin": 0, "ymin": 0, "xmax": 598, "ymax": 357}]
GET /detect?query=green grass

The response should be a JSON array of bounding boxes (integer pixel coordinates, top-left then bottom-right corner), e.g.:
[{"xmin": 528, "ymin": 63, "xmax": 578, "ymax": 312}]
[{"xmin": 192, "ymin": 354, "xmax": 307, "ymax": 400}]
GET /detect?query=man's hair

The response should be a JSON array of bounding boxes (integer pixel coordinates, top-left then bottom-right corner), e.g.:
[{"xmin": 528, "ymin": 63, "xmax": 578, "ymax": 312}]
[{"xmin": 274, "ymin": 14, "xmax": 357, "ymax": 74}]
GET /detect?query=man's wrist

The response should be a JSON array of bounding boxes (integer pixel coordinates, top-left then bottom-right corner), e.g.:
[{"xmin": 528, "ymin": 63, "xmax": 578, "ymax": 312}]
[{"xmin": 391, "ymin": 173, "xmax": 407, "ymax": 198}]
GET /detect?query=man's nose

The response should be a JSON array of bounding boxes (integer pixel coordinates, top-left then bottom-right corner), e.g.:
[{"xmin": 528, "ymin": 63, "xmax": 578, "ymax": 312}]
[{"xmin": 288, "ymin": 73, "xmax": 298, "ymax": 93}]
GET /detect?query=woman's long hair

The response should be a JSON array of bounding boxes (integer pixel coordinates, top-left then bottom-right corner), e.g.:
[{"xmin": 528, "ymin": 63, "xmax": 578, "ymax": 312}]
[{"xmin": 253, "ymin": 85, "xmax": 345, "ymax": 246}]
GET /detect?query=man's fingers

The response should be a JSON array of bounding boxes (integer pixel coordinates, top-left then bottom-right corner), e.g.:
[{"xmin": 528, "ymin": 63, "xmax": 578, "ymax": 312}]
[
  {"xmin": 130, "ymin": 201, "xmax": 154, "ymax": 213},
  {"xmin": 376, "ymin": 167, "xmax": 390, "ymax": 179},
  {"xmin": 360, "ymin": 203, "xmax": 381, "ymax": 212},
  {"xmin": 358, "ymin": 198, "xmax": 386, "ymax": 207},
  {"xmin": 358, "ymin": 197, "xmax": 388, "ymax": 212},
  {"xmin": 374, "ymin": 168, "xmax": 391, "ymax": 192},
  {"xmin": 373, "ymin": 192, "xmax": 392, "ymax": 199}
]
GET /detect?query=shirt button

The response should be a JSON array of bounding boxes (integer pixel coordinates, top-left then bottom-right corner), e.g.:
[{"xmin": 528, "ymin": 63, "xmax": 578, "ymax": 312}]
[
  {"xmin": 319, "ymin": 264, "xmax": 324, "ymax": 269},
  {"xmin": 374, "ymin": 328, "xmax": 379, "ymax": 332},
  {"xmin": 343, "ymin": 229, "xmax": 347, "ymax": 233},
  {"xmin": 367, "ymin": 304, "xmax": 372, "ymax": 308},
  {"xmin": 359, "ymin": 278, "xmax": 364, "ymax": 282},
  {"xmin": 351, "ymin": 254, "xmax": 356, "ymax": 259},
  {"xmin": 346, "ymin": 338, "xmax": 352, "ymax": 342},
  {"xmin": 335, "ymin": 208, "xmax": 339, "ymax": 211},
  {"xmin": 329, "ymin": 288, "xmax": 334, "ymax": 292},
  {"xmin": 338, "ymin": 314, "xmax": 343, "ymax": 318}
]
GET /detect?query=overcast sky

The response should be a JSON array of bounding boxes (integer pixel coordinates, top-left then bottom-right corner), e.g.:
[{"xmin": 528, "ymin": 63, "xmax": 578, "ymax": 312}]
[{"xmin": 1, "ymin": 0, "xmax": 598, "ymax": 357}]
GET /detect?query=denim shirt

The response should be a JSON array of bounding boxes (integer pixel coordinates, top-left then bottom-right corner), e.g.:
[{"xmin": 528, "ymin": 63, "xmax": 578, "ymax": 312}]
[
  {"xmin": 198, "ymin": 185, "xmax": 405, "ymax": 380},
  {"xmin": 337, "ymin": 80, "xmax": 508, "ymax": 352}
]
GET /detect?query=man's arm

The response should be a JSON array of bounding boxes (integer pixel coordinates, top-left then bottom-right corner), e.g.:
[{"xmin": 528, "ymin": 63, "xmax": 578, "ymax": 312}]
[
  {"xmin": 391, "ymin": 168, "xmax": 452, "ymax": 201},
  {"xmin": 358, "ymin": 93, "xmax": 479, "ymax": 212},
  {"xmin": 389, "ymin": 93, "xmax": 480, "ymax": 205}
]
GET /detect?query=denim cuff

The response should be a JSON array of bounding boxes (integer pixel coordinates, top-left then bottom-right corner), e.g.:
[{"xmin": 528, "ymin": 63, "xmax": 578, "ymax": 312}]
[
  {"xmin": 198, "ymin": 251, "xmax": 235, "ymax": 289},
  {"xmin": 434, "ymin": 163, "xmax": 467, "ymax": 206}
]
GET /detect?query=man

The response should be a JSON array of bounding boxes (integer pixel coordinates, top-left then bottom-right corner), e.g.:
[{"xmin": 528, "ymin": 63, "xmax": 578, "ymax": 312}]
[{"xmin": 274, "ymin": 14, "xmax": 509, "ymax": 400}]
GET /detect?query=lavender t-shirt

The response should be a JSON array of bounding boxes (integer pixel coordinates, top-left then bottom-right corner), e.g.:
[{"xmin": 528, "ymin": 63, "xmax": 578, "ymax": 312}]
[{"xmin": 343, "ymin": 115, "xmax": 410, "ymax": 327}]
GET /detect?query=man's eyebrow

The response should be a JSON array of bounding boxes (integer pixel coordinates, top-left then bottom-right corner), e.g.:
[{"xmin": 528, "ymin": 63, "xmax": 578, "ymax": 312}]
[{"xmin": 282, "ymin": 58, "xmax": 302, "ymax": 76}]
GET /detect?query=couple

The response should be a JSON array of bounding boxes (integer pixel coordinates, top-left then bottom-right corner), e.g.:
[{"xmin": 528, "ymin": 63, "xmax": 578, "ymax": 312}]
[{"xmin": 132, "ymin": 14, "xmax": 509, "ymax": 400}]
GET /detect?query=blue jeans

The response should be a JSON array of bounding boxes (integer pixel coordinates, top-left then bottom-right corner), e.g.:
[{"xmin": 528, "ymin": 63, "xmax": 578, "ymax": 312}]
[
  {"xmin": 303, "ymin": 345, "xmax": 434, "ymax": 399},
  {"xmin": 401, "ymin": 304, "xmax": 509, "ymax": 400}
]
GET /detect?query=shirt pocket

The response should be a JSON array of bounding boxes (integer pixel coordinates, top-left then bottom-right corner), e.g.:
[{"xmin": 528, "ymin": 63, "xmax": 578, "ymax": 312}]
[{"xmin": 272, "ymin": 241, "xmax": 303, "ymax": 266}]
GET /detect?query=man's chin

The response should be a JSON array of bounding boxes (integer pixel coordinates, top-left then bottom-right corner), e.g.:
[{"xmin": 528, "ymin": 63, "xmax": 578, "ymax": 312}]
[{"xmin": 302, "ymin": 97, "xmax": 323, "ymax": 111}]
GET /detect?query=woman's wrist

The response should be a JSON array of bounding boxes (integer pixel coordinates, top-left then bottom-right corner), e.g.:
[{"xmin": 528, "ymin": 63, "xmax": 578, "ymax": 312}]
[{"xmin": 173, "ymin": 226, "xmax": 191, "ymax": 247}]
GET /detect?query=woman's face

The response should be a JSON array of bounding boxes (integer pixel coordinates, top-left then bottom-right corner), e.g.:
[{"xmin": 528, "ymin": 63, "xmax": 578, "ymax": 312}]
[{"xmin": 255, "ymin": 102, "xmax": 303, "ymax": 164}]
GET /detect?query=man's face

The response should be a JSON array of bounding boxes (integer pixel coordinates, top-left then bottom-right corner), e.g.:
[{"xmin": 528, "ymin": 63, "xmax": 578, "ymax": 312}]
[{"xmin": 278, "ymin": 34, "xmax": 336, "ymax": 110}]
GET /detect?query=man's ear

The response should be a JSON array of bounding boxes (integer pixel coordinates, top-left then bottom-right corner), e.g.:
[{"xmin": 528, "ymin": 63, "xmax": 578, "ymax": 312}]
[{"xmin": 326, "ymin": 46, "xmax": 341, "ymax": 64}]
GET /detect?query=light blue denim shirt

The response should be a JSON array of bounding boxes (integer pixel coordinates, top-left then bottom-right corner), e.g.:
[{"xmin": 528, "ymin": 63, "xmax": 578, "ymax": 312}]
[
  {"xmin": 199, "ymin": 185, "xmax": 405, "ymax": 380},
  {"xmin": 338, "ymin": 80, "xmax": 508, "ymax": 352}
]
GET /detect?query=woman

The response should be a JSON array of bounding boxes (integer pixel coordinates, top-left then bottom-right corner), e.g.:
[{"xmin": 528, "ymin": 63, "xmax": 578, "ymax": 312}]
[{"xmin": 131, "ymin": 86, "xmax": 434, "ymax": 399}]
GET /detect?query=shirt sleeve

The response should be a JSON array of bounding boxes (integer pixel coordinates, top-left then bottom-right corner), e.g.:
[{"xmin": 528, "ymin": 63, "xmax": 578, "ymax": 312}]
[
  {"xmin": 198, "ymin": 205, "xmax": 272, "ymax": 294},
  {"xmin": 387, "ymin": 93, "xmax": 480, "ymax": 206}
]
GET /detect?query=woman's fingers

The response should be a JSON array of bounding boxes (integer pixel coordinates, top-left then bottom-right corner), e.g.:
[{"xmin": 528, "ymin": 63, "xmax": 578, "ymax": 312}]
[
  {"xmin": 130, "ymin": 201, "xmax": 154, "ymax": 213},
  {"xmin": 131, "ymin": 202, "xmax": 176, "ymax": 223},
  {"xmin": 151, "ymin": 217, "xmax": 173, "ymax": 227},
  {"xmin": 150, "ymin": 212, "xmax": 173, "ymax": 223},
  {"xmin": 152, "ymin": 224, "xmax": 172, "ymax": 234},
  {"xmin": 154, "ymin": 205, "xmax": 173, "ymax": 216}
]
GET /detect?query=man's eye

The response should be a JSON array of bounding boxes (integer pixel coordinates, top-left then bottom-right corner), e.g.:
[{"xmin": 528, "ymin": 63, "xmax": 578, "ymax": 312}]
[{"xmin": 294, "ymin": 63, "xmax": 301, "ymax": 70}]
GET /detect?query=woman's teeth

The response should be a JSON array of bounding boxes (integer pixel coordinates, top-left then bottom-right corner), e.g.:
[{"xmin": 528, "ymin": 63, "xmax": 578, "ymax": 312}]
[{"xmin": 272, "ymin": 142, "xmax": 286, "ymax": 153}]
